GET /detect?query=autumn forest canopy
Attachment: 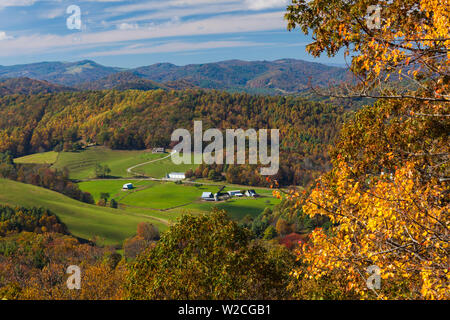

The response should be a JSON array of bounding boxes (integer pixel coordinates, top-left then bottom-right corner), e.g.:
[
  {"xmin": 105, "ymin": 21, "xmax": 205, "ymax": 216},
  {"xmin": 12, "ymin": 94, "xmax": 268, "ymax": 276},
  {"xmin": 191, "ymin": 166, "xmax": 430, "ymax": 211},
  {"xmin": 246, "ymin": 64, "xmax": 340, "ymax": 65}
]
[
  {"xmin": 0, "ymin": 90, "xmax": 348, "ymax": 187},
  {"xmin": 0, "ymin": 0, "xmax": 448, "ymax": 301}
]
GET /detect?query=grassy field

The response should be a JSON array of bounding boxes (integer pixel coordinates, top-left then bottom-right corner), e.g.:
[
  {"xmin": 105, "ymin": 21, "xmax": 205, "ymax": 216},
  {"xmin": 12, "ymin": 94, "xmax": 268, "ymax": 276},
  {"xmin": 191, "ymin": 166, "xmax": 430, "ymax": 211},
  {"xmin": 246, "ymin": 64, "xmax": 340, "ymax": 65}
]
[
  {"xmin": 14, "ymin": 151, "xmax": 59, "ymax": 165},
  {"xmin": 120, "ymin": 182, "xmax": 208, "ymax": 209},
  {"xmin": 182, "ymin": 196, "xmax": 279, "ymax": 220},
  {"xmin": 14, "ymin": 147, "xmax": 199, "ymax": 180},
  {"xmin": 77, "ymin": 179, "xmax": 157, "ymax": 202},
  {"xmin": 78, "ymin": 180, "xmax": 280, "ymax": 221},
  {"xmin": 12, "ymin": 148, "xmax": 280, "ymax": 244},
  {"xmin": 53, "ymin": 147, "xmax": 161, "ymax": 179},
  {"xmin": 0, "ymin": 178, "xmax": 169, "ymax": 246},
  {"xmin": 133, "ymin": 154, "xmax": 199, "ymax": 179}
]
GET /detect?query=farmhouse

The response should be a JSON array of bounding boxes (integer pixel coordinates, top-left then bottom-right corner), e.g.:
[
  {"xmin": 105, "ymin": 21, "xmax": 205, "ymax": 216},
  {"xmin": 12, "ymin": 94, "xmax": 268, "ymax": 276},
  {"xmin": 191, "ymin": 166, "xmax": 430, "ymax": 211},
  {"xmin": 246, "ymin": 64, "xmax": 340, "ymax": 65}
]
[
  {"xmin": 201, "ymin": 192, "xmax": 215, "ymax": 201},
  {"xmin": 167, "ymin": 172, "xmax": 186, "ymax": 180},
  {"xmin": 228, "ymin": 190, "xmax": 244, "ymax": 197},
  {"xmin": 245, "ymin": 189, "xmax": 258, "ymax": 197},
  {"xmin": 122, "ymin": 183, "xmax": 133, "ymax": 190},
  {"xmin": 152, "ymin": 147, "xmax": 165, "ymax": 154}
]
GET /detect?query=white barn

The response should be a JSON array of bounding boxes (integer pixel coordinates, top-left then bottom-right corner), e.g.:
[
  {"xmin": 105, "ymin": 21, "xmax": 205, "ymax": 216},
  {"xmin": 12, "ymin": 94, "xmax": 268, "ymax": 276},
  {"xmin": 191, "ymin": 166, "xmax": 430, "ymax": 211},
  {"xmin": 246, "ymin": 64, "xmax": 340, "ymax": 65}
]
[
  {"xmin": 228, "ymin": 190, "xmax": 244, "ymax": 197},
  {"xmin": 123, "ymin": 183, "xmax": 133, "ymax": 190},
  {"xmin": 167, "ymin": 172, "xmax": 186, "ymax": 180},
  {"xmin": 201, "ymin": 192, "xmax": 215, "ymax": 201}
]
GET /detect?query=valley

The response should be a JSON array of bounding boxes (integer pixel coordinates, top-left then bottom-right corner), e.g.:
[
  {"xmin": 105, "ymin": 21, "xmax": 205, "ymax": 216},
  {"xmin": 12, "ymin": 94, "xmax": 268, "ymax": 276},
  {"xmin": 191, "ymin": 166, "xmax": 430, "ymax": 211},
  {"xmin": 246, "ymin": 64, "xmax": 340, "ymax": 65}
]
[{"xmin": 11, "ymin": 146, "xmax": 281, "ymax": 245}]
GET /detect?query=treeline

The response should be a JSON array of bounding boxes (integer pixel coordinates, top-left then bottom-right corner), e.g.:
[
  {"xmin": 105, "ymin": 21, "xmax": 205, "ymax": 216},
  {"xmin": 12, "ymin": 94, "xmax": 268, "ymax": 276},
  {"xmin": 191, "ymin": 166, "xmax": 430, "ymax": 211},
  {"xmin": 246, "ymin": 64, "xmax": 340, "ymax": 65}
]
[
  {"xmin": 0, "ymin": 152, "xmax": 94, "ymax": 204},
  {"xmin": 239, "ymin": 199, "xmax": 331, "ymax": 241},
  {"xmin": 0, "ymin": 205, "xmax": 67, "ymax": 236},
  {"xmin": 187, "ymin": 161, "xmax": 320, "ymax": 187},
  {"xmin": 0, "ymin": 77, "xmax": 75, "ymax": 96},
  {"xmin": 0, "ymin": 89, "xmax": 349, "ymax": 186}
]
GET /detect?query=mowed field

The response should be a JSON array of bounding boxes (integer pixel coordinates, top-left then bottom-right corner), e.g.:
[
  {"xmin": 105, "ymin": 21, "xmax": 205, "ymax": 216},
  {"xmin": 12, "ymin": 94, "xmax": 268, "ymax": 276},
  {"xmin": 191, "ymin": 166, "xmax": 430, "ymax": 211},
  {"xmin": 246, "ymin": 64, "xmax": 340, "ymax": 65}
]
[
  {"xmin": 78, "ymin": 180, "xmax": 280, "ymax": 221},
  {"xmin": 14, "ymin": 151, "xmax": 59, "ymax": 165},
  {"xmin": 0, "ymin": 178, "xmax": 169, "ymax": 246},
  {"xmin": 14, "ymin": 146, "xmax": 199, "ymax": 179}
]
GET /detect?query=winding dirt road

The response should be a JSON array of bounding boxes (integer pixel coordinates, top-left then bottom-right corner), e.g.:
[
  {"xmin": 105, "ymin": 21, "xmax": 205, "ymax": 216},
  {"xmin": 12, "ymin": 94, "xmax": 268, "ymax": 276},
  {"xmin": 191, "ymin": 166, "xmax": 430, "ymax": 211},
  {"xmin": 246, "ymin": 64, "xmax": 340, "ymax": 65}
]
[{"xmin": 126, "ymin": 150, "xmax": 177, "ymax": 176}]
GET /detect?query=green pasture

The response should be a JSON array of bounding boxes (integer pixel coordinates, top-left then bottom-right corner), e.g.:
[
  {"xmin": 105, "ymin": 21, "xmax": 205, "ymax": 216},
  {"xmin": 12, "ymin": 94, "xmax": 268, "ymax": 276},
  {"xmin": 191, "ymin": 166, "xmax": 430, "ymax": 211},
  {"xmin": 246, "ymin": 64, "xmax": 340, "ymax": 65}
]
[
  {"xmin": 14, "ymin": 147, "xmax": 198, "ymax": 180},
  {"xmin": 14, "ymin": 151, "xmax": 59, "ymax": 165},
  {"xmin": 0, "ymin": 178, "xmax": 168, "ymax": 246},
  {"xmin": 78, "ymin": 180, "xmax": 280, "ymax": 220}
]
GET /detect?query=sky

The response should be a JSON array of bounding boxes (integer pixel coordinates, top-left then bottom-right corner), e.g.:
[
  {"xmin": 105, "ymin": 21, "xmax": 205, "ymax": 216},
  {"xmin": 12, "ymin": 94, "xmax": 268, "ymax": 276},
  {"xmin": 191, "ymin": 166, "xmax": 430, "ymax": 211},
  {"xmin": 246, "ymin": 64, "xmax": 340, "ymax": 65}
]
[{"xmin": 0, "ymin": 0, "xmax": 346, "ymax": 68}]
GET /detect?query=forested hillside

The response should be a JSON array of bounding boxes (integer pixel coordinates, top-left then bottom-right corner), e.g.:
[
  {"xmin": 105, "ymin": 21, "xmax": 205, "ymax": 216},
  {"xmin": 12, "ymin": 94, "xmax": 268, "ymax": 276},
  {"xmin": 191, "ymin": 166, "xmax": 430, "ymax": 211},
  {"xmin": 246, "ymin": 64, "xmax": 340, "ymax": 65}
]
[
  {"xmin": 0, "ymin": 89, "xmax": 349, "ymax": 186},
  {"xmin": 75, "ymin": 72, "xmax": 168, "ymax": 91},
  {"xmin": 0, "ymin": 78, "xmax": 75, "ymax": 96},
  {"xmin": 131, "ymin": 59, "xmax": 349, "ymax": 93}
]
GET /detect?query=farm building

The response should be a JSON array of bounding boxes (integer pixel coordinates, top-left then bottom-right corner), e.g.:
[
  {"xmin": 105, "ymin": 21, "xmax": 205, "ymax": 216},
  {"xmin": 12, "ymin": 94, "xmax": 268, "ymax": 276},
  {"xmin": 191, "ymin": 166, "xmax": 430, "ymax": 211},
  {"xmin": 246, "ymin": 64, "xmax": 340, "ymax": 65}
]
[
  {"xmin": 245, "ymin": 189, "xmax": 258, "ymax": 197},
  {"xmin": 228, "ymin": 190, "xmax": 244, "ymax": 197},
  {"xmin": 122, "ymin": 183, "xmax": 133, "ymax": 190},
  {"xmin": 152, "ymin": 148, "xmax": 165, "ymax": 154},
  {"xmin": 201, "ymin": 192, "xmax": 215, "ymax": 201},
  {"xmin": 167, "ymin": 172, "xmax": 186, "ymax": 180}
]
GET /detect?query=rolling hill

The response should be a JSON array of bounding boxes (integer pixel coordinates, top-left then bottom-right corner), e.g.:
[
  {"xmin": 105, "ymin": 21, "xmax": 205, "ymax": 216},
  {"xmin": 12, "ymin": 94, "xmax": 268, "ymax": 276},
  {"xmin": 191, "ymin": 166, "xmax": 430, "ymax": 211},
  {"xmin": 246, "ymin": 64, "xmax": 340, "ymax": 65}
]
[
  {"xmin": 132, "ymin": 58, "xmax": 349, "ymax": 93},
  {"xmin": 0, "ymin": 60, "xmax": 121, "ymax": 86},
  {"xmin": 0, "ymin": 58, "xmax": 349, "ymax": 94},
  {"xmin": 75, "ymin": 71, "xmax": 167, "ymax": 91},
  {"xmin": 2, "ymin": 89, "xmax": 347, "ymax": 186},
  {"xmin": 0, "ymin": 77, "xmax": 76, "ymax": 96},
  {"xmin": 0, "ymin": 178, "xmax": 168, "ymax": 246},
  {"xmin": 14, "ymin": 147, "xmax": 199, "ymax": 180}
]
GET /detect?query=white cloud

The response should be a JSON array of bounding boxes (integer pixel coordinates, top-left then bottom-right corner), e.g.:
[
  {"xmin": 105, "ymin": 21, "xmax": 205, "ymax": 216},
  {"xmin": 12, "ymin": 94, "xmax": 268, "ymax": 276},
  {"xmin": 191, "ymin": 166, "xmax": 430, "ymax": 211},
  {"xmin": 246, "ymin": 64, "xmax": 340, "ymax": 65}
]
[
  {"xmin": 100, "ymin": 0, "xmax": 287, "ymax": 32},
  {"xmin": 88, "ymin": 40, "xmax": 269, "ymax": 57},
  {"xmin": 0, "ymin": 11, "xmax": 285, "ymax": 56},
  {"xmin": 114, "ymin": 2, "xmax": 245, "ymax": 23},
  {"xmin": 106, "ymin": 0, "xmax": 239, "ymax": 14},
  {"xmin": 0, "ymin": 0, "xmax": 36, "ymax": 9},
  {"xmin": 0, "ymin": 0, "xmax": 126, "ymax": 10},
  {"xmin": 245, "ymin": 0, "xmax": 288, "ymax": 10},
  {"xmin": 0, "ymin": 0, "xmax": 290, "ymax": 58},
  {"xmin": 116, "ymin": 23, "xmax": 140, "ymax": 30},
  {"xmin": 39, "ymin": 7, "xmax": 65, "ymax": 19},
  {"xmin": 0, "ymin": 31, "xmax": 13, "ymax": 40}
]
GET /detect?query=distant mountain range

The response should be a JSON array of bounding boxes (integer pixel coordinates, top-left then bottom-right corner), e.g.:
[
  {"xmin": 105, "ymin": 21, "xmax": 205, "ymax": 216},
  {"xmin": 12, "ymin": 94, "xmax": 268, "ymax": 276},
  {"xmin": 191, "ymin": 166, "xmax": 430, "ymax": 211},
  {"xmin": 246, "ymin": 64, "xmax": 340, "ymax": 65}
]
[{"xmin": 0, "ymin": 59, "xmax": 350, "ymax": 95}]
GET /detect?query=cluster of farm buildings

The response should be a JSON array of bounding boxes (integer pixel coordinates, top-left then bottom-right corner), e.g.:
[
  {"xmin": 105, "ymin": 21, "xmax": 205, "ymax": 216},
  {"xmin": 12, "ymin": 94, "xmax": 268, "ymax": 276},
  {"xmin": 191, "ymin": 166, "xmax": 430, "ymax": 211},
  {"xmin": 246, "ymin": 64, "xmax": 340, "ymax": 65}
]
[
  {"xmin": 122, "ymin": 181, "xmax": 258, "ymax": 202},
  {"xmin": 201, "ymin": 189, "xmax": 258, "ymax": 202}
]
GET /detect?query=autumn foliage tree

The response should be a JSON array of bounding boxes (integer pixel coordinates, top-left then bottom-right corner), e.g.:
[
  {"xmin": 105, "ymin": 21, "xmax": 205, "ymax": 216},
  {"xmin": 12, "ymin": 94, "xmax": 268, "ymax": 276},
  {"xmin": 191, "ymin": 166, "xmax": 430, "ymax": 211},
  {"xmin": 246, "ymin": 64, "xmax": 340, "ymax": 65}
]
[
  {"xmin": 136, "ymin": 222, "xmax": 160, "ymax": 241},
  {"xmin": 123, "ymin": 222, "xmax": 160, "ymax": 259},
  {"xmin": 125, "ymin": 210, "xmax": 296, "ymax": 299},
  {"xmin": 284, "ymin": 0, "xmax": 449, "ymax": 299},
  {"xmin": 286, "ymin": 0, "xmax": 449, "ymax": 103},
  {"xmin": 0, "ymin": 232, "xmax": 126, "ymax": 300}
]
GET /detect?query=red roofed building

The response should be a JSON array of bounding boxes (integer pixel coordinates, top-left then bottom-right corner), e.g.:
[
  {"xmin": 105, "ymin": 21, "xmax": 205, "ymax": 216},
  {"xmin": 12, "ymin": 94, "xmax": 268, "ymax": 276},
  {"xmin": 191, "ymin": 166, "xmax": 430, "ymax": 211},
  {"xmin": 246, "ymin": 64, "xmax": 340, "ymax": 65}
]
[{"xmin": 279, "ymin": 233, "xmax": 308, "ymax": 250}]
